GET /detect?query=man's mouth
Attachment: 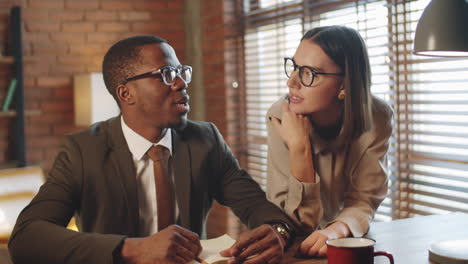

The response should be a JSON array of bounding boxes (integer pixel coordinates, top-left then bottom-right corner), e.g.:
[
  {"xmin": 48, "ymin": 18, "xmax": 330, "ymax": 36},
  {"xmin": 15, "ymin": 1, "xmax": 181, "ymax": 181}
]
[{"xmin": 174, "ymin": 96, "xmax": 190, "ymax": 113}]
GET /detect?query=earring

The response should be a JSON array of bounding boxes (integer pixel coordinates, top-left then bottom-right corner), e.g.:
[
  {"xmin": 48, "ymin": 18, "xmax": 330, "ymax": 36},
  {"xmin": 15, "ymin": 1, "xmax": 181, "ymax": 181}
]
[{"xmin": 338, "ymin": 93, "xmax": 345, "ymax": 100}]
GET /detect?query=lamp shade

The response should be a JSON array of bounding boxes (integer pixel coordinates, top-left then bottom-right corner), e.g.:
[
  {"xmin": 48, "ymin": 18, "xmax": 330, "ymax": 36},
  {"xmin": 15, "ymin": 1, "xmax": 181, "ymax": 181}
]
[
  {"xmin": 413, "ymin": 0, "xmax": 468, "ymax": 57},
  {"xmin": 73, "ymin": 73, "xmax": 120, "ymax": 126}
]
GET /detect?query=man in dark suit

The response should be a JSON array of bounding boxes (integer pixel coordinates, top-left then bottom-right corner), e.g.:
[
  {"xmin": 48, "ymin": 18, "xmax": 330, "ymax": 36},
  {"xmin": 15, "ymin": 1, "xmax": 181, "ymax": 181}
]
[{"xmin": 8, "ymin": 35, "xmax": 296, "ymax": 264}]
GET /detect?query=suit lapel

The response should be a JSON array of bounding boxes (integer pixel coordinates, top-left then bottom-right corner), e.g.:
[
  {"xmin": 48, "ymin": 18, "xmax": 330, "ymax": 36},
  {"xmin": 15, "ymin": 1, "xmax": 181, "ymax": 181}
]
[
  {"xmin": 107, "ymin": 117, "xmax": 139, "ymax": 235},
  {"xmin": 172, "ymin": 129, "xmax": 191, "ymax": 229}
]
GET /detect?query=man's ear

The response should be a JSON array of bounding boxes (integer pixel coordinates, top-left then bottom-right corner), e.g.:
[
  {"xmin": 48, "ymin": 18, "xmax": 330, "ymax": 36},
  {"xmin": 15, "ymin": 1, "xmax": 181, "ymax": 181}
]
[{"xmin": 116, "ymin": 84, "xmax": 134, "ymax": 105}]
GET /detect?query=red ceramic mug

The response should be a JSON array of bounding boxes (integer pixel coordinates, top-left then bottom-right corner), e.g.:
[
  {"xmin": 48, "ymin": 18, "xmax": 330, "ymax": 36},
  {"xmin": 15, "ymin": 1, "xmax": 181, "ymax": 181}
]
[{"xmin": 326, "ymin": 237, "xmax": 394, "ymax": 264}]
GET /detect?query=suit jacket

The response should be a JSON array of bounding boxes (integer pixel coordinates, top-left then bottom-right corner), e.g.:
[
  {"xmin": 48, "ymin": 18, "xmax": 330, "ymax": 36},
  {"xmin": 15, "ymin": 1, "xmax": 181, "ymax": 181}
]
[{"xmin": 9, "ymin": 117, "xmax": 295, "ymax": 264}]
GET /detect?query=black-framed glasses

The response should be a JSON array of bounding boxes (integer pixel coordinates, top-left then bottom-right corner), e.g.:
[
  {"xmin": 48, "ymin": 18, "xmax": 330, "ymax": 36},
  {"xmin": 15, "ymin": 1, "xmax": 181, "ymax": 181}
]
[
  {"xmin": 284, "ymin": 57, "xmax": 344, "ymax": 87},
  {"xmin": 121, "ymin": 65, "xmax": 192, "ymax": 86}
]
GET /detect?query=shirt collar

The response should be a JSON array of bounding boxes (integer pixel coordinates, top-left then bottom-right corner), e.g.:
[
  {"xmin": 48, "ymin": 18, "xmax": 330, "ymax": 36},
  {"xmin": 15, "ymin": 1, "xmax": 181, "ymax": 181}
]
[
  {"xmin": 121, "ymin": 116, "xmax": 173, "ymax": 160},
  {"xmin": 309, "ymin": 125, "xmax": 344, "ymax": 155}
]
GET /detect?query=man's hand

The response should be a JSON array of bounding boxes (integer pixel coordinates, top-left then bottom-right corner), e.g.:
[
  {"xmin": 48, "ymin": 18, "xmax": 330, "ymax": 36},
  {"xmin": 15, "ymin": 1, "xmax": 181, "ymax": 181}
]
[
  {"xmin": 220, "ymin": 224, "xmax": 284, "ymax": 264},
  {"xmin": 120, "ymin": 225, "xmax": 202, "ymax": 264},
  {"xmin": 299, "ymin": 221, "xmax": 350, "ymax": 257}
]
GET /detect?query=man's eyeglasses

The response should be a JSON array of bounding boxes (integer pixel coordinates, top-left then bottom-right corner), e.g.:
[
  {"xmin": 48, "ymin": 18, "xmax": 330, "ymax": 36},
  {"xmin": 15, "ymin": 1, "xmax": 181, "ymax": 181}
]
[
  {"xmin": 284, "ymin": 57, "xmax": 343, "ymax": 87},
  {"xmin": 122, "ymin": 65, "xmax": 192, "ymax": 86}
]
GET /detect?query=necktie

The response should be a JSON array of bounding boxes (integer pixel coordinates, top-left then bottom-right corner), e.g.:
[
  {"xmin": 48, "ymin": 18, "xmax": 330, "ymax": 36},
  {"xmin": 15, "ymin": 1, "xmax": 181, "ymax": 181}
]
[{"xmin": 147, "ymin": 145, "xmax": 175, "ymax": 231}]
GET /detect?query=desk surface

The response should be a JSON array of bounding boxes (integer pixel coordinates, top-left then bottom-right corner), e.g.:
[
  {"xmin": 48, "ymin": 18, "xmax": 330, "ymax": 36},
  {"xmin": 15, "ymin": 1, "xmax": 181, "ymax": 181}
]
[
  {"xmin": 282, "ymin": 212, "xmax": 468, "ymax": 264},
  {"xmin": 1, "ymin": 213, "xmax": 467, "ymax": 264}
]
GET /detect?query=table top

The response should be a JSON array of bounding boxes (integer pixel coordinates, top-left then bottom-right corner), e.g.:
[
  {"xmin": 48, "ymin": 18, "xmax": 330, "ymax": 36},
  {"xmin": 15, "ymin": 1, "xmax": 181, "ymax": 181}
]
[
  {"xmin": 1, "ymin": 213, "xmax": 467, "ymax": 264},
  {"xmin": 282, "ymin": 212, "xmax": 468, "ymax": 264}
]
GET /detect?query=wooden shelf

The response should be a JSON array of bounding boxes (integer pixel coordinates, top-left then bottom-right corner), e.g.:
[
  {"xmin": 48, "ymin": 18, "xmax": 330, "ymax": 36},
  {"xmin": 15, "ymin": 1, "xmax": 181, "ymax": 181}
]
[
  {"xmin": 0, "ymin": 162, "xmax": 21, "ymax": 170},
  {"xmin": 0, "ymin": 56, "xmax": 14, "ymax": 64},
  {"xmin": 2, "ymin": 6, "xmax": 26, "ymax": 168},
  {"xmin": 0, "ymin": 56, "xmax": 36, "ymax": 64},
  {"xmin": 0, "ymin": 110, "xmax": 42, "ymax": 117}
]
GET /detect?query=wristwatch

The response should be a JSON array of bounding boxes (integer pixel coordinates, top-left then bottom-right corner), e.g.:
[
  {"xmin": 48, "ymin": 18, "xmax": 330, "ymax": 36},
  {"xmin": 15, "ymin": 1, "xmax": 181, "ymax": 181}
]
[{"xmin": 268, "ymin": 221, "xmax": 294, "ymax": 249}]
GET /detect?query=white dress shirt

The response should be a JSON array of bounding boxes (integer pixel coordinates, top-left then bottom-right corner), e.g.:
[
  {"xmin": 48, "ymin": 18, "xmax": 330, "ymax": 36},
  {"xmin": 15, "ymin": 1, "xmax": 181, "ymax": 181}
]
[{"xmin": 121, "ymin": 116, "xmax": 178, "ymax": 236}]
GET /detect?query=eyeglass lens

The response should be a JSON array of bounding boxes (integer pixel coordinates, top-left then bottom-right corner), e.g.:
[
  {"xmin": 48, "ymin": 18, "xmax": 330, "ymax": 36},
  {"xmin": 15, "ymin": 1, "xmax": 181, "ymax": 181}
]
[
  {"xmin": 284, "ymin": 58, "xmax": 314, "ymax": 86},
  {"xmin": 162, "ymin": 66, "xmax": 192, "ymax": 85}
]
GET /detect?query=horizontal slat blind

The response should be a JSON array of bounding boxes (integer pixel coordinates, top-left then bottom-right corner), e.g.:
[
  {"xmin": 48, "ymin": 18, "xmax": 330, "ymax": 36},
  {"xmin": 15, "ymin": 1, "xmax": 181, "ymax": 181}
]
[
  {"xmin": 390, "ymin": 0, "xmax": 468, "ymax": 218},
  {"xmin": 244, "ymin": 0, "xmax": 303, "ymax": 186}
]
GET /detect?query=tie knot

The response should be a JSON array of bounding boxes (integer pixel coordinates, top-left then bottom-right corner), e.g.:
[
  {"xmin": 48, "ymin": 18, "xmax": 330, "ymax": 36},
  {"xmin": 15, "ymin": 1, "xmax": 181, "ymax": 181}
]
[{"xmin": 147, "ymin": 145, "xmax": 170, "ymax": 162}]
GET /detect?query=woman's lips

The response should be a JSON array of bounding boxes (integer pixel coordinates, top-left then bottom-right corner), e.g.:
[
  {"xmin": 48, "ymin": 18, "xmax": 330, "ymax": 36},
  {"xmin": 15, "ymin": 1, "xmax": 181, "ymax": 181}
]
[{"xmin": 289, "ymin": 94, "xmax": 304, "ymax": 104}]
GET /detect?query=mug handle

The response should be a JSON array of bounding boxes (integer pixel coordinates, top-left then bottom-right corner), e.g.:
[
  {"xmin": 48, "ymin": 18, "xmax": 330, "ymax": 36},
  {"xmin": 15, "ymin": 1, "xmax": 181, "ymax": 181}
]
[{"xmin": 374, "ymin": 251, "xmax": 394, "ymax": 264}]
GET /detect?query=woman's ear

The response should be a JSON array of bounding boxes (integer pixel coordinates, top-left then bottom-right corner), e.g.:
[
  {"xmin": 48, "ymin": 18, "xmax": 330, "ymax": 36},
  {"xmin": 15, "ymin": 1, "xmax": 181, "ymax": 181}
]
[
  {"xmin": 116, "ymin": 84, "xmax": 134, "ymax": 106},
  {"xmin": 338, "ymin": 88, "xmax": 346, "ymax": 100}
]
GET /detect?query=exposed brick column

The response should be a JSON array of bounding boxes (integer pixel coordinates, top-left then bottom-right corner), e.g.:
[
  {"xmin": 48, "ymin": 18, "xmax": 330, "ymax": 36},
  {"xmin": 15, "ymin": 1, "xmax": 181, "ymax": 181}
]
[
  {"xmin": 201, "ymin": 0, "xmax": 245, "ymax": 239},
  {"xmin": 0, "ymin": 0, "xmax": 185, "ymax": 171}
]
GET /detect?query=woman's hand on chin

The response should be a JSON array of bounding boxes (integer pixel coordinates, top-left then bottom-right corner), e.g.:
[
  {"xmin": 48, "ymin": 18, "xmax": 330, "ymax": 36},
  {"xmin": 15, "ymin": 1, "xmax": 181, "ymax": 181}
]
[{"xmin": 271, "ymin": 101, "xmax": 312, "ymax": 149}]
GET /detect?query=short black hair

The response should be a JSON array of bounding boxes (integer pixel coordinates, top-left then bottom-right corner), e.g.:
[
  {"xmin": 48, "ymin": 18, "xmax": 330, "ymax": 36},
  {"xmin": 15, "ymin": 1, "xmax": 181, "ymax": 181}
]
[{"xmin": 102, "ymin": 35, "xmax": 167, "ymax": 104}]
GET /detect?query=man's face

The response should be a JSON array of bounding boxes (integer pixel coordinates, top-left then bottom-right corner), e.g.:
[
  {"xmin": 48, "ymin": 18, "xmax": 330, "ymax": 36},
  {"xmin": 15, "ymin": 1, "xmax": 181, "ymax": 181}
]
[{"xmin": 126, "ymin": 43, "xmax": 190, "ymax": 130}]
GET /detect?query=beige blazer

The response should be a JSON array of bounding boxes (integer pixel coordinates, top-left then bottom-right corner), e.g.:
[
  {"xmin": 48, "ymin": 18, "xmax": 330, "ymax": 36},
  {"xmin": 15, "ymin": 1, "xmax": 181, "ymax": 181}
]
[{"xmin": 266, "ymin": 95, "xmax": 393, "ymax": 237}]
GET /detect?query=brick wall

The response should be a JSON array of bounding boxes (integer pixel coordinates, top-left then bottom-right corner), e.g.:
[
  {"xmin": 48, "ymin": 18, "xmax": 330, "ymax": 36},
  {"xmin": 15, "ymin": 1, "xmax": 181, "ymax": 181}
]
[
  {"xmin": 201, "ymin": 0, "xmax": 247, "ymax": 238},
  {"xmin": 0, "ymin": 0, "xmax": 185, "ymax": 170},
  {"xmin": 201, "ymin": 0, "xmax": 227, "ymax": 238},
  {"xmin": 0, "ymin": 0, "xmax": 244, "ymax": 239}
]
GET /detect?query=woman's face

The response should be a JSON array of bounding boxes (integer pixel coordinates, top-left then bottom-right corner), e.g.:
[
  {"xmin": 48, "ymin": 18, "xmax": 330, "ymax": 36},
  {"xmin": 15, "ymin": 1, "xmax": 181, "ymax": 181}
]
[{"xmin": 287, "ymin": 39, "xmax": 344, "ymax": 117}]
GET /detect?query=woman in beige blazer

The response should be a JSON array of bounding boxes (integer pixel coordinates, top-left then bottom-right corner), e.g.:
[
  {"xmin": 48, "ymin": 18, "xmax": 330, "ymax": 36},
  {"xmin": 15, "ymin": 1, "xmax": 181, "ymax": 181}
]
[{"xmin": 267, "ymin": 26, "xmax": 393, "ymax": 257}]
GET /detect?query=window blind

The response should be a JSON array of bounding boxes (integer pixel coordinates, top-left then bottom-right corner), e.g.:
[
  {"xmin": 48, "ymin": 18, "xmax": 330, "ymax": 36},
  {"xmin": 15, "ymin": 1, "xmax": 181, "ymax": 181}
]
[
  {"xmin": 244, "ymin": 1, "xmax": 303, "ymax": 187},
  {"xmin": 242, "ymin": 0, "xmax": 468, "ymax": 223},
  {"xmin": 390, "ymin": 0, "xmax": 468, "ymax": 218}
]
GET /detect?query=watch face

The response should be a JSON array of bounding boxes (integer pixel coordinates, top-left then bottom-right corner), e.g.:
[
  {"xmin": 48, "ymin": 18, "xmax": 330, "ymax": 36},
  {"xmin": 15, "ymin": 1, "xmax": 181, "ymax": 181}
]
[
  {"xmin": 276, "ymin": 225, "xmax": 285, "ymax": 234},
  {"xmin": 273, "ymin": 224, "xmax": 287, "ymax": 238},
  {"xmin": 269, "ymin": 222, "xmax": 293, "ymax": 248}
]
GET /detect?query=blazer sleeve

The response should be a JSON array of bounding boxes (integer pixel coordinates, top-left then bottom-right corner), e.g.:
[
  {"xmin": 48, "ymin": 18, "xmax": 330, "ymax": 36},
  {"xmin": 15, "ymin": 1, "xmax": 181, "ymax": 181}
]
[
  {"xmin": 207, "ymin": 123, "xmax": 296, "ymax": 231},
  {"xmin": 333, "ymin": 112, "xmax": 393, "ymax": 237},
  {"xmin": 8, "ymin": 136, "xmax": 125, "ymax": 264},
  {"xmin": 265, "ymin": 101, "xmax": 323, "ymax": 234}
]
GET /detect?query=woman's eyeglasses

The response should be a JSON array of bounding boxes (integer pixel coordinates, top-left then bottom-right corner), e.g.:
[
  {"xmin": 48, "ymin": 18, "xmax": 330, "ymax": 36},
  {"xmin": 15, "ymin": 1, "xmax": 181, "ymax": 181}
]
[
  {"xmin": 122, "ymin": 65, "xmax": 192, "ymax": 86},
  {"xmin": 284, "ymin": 57, "xmax": 343, "ymax": 87}
]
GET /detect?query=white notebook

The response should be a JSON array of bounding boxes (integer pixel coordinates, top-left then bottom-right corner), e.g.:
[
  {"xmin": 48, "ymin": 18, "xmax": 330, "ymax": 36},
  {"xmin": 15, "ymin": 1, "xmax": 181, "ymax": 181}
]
[{"xmin": 189, "ymin": 234, "xmax": 236, "ymax": 264}]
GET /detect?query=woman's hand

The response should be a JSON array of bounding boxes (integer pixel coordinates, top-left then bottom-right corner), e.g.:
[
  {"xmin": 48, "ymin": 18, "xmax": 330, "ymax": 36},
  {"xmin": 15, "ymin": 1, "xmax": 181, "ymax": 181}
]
[
  {"xmin": 299, "ymin": 221, "xmax": 350, "ymax": 257},
  {"xmin": 271, "ymin": 100, "xmax": 315, "ymax": 183},
  {"xmin": 271, "ymin": 101, "xmax": 311, "ymax": 151}
]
